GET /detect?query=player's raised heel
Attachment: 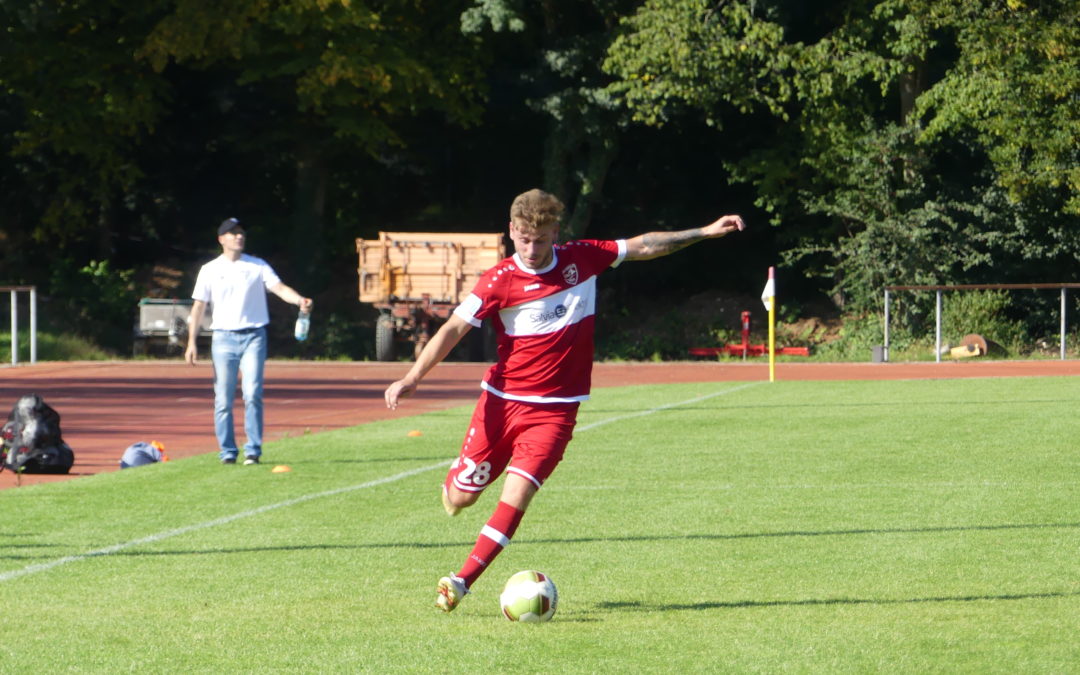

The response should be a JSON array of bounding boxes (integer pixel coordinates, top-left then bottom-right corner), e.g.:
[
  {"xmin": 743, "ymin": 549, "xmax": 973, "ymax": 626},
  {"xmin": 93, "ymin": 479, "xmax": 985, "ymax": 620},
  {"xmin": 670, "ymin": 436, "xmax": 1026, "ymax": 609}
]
[
  {"xmin": 441, "ymin": 486, "xmax": 462, "ymax": 517},
  {"xmin": 436, "ymin": 575, "xmax": 468, "ymax": 612}
]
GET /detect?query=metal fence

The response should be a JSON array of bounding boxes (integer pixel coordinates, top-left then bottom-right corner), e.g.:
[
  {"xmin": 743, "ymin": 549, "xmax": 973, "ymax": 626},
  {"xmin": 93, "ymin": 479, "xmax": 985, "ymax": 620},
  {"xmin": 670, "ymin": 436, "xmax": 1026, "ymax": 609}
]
[
  {"xmin": 1, "ymin": 286, "xmax": 37, "ymax": 365},
  {"xmin": 883, "ymin": 283, "xmax": 1080, "ymax": 363}
]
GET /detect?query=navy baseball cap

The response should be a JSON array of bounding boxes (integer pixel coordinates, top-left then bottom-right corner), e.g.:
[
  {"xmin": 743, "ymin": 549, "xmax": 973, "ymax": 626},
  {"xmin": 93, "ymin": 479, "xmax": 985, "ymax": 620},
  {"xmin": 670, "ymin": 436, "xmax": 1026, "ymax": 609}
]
[{"xmin": 217, "ymin": 217, "xmax": 243, "ymax": 235}]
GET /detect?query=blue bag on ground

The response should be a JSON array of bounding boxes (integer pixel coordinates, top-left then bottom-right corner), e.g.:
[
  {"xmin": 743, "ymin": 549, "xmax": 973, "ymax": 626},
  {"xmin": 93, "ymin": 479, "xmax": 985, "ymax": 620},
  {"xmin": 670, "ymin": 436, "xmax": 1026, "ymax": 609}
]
[{"xmin": 120, "ymin": 441, "xmax": 168, "ymax": 469}]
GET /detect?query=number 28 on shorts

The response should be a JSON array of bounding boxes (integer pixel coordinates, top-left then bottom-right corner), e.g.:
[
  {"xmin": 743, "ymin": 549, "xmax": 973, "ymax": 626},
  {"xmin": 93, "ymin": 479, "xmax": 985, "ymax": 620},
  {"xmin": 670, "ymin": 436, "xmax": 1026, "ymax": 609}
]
[{"xmin": 451, "ymin": 456, "xmax": 493, "ymax": 492}]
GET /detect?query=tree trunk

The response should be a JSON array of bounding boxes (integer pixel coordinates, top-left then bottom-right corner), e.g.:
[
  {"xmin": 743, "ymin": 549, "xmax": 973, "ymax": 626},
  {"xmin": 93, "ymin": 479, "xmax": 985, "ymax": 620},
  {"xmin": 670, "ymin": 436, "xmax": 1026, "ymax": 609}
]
[
  {"xmin": 290, "ymin": 144, "xmax": 327, "ymax": 280},
  {"xmin": 543, "ymin": 122, "xmax": 619, "ymax": 240},
  {"xmin": 899, "ymin": 60, "xmax": 925, "ymax": 124}
]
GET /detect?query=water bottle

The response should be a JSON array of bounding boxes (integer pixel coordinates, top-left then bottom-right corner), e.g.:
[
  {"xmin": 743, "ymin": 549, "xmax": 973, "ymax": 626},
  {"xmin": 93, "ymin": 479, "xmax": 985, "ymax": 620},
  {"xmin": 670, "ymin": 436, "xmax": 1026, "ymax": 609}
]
[{"xmin": 294, "ymin": 308, "xmax": 311, "ymax": 342}]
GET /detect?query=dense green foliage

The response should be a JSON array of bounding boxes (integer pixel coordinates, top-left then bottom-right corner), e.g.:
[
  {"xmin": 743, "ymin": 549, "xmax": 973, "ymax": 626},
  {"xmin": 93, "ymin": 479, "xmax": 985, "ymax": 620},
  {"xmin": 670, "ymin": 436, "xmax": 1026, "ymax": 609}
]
[
  {"xmin": 1, "ymin": 378, "xmax": 1079, "ymax": 670},
  {"xmin": 604, "ymin": 0, "xmax": 1079, "ymax": 315},
  {"xmin": 1, "ymin": 1, "xmax": 1077, "ymax": 356}
]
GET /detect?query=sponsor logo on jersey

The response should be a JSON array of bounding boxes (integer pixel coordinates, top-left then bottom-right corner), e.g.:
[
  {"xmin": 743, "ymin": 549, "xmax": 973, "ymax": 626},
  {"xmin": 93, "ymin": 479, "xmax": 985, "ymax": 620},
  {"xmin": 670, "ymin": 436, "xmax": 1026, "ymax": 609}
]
[
  {"xmin": 562, "ymin": 263, "xmax": 579, "ymax": 285},
  {"xmin": 530, "ymin": 304, "xmax": 568, "ymax": 324},
  {"xmin": 523, "ymin": 283, "xmax": 541, "ymax": 291}
]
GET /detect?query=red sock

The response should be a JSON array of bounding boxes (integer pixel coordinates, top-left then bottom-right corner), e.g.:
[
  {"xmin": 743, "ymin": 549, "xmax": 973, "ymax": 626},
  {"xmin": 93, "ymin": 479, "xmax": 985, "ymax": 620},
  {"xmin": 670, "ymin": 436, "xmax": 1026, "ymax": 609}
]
[{"xmin": 457, "ymin": 501, "xmax": 525, "ymax": 588}]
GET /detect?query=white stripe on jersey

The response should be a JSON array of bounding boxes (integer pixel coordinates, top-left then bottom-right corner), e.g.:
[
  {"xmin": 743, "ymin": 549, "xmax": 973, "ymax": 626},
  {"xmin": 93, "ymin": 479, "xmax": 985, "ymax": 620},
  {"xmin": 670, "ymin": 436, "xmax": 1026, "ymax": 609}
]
[
  {"xmin": 455, "ymin": 293, "xmax": 484, "ymax": 328},
  {"xmin": 480, "ymin": 380, "xmax": 590, "ymax": 404},
  {"xmin": 500, "ymin": 277, "xmax": 597, "ymax": 336},
  {"xmin": 506, "ymin": 465, "xmax": 542, "ymax": 488}
]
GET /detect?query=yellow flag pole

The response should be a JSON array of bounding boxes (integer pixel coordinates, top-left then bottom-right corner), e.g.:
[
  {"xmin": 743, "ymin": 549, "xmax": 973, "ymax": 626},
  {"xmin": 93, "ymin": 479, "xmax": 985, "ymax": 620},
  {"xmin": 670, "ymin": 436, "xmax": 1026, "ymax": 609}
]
[{"xmin": 767, "ymin": 266, "xmax": 776, "ymax": 382}]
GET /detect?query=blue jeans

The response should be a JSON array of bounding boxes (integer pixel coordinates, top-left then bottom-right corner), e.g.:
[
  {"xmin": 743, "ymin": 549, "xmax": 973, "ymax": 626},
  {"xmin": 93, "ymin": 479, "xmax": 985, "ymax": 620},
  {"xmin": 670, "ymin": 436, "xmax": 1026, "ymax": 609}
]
[{"xmin": 211, "ymin": 327, "xmax": 267, "ymax": 461}]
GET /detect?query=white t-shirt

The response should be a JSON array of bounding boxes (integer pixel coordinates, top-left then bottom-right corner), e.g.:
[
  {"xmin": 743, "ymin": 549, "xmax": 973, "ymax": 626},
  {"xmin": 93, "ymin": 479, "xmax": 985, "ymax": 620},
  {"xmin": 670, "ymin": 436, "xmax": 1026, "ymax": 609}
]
[{"xmin": 191, "ymin": 254, "xmax": 281, "ymax": 330}]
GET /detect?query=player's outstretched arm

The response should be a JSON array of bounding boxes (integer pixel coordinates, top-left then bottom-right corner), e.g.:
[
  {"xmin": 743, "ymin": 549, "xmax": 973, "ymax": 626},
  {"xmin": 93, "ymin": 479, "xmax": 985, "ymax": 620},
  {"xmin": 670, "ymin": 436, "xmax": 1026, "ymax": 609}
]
[
  {"xmin": 384, "ymin": 314, "xmax": 473, "ymax": 409},
  {"xmin": 624, "ymin": 215, "xmax": 745, "ymax": 261}
]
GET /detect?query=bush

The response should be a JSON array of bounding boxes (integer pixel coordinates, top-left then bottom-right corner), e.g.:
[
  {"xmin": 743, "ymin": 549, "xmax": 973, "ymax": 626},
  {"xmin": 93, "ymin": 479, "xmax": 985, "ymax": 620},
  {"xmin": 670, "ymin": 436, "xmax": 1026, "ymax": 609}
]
[
  {"xmin": 941, "ymin": 290, "xmax": 1026, "ymax": 354},
  {"xmin": 0, "ymin": 329, "xmax": 113, "ymax": 362},
  {"xmin": 48, "ymin": 259, "xmax": 138, "ymax": 354}
]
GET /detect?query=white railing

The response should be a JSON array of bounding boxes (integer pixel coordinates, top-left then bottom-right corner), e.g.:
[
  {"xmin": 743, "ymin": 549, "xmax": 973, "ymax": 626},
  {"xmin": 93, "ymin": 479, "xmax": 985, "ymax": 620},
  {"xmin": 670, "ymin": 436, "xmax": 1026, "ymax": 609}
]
[
  {"xmin": 883, "ymin": 283, "xmax": 1080, "ymax": 363},
  {"xmin": 2, "ymin": 286, "xmax": 37, "ymax": 365}
]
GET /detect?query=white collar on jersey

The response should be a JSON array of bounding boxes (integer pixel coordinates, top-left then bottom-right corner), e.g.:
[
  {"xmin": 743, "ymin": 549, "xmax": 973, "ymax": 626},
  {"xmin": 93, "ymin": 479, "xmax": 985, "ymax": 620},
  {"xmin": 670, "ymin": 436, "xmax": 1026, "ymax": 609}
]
[{"xmin": 512, "ymin": 248, "xmax": 559, "ymax": 275}]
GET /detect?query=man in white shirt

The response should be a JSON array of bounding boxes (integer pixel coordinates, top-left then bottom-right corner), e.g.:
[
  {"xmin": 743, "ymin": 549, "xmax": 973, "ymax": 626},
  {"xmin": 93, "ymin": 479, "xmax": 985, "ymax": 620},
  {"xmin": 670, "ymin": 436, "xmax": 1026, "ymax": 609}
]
[{"xmin": 185, "ymin": 218, "xmax": 312, "ymax": 465}]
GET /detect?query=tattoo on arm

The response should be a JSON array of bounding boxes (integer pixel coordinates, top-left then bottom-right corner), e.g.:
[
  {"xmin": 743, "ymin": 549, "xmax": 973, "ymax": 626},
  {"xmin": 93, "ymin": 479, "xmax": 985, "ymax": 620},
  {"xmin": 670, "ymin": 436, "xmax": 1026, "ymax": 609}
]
[{"xmin": 639, "ymin": 228, "xmax": 707, "ymax": 257}]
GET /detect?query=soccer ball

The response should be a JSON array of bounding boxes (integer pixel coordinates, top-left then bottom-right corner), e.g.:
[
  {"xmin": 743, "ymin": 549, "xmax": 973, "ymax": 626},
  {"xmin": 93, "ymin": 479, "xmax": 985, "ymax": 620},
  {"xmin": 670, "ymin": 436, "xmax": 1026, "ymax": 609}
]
[{"xmin": 499, "ymin": 570, "xmax": 558, "ymax": 622}]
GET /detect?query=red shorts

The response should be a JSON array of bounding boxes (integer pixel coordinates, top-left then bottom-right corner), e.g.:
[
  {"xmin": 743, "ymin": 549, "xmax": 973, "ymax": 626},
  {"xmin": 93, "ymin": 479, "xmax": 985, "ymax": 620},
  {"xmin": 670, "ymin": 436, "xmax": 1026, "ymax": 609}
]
[{"xmin": 445, "ymin": 391, "xmax": 579, "ymax": 494}]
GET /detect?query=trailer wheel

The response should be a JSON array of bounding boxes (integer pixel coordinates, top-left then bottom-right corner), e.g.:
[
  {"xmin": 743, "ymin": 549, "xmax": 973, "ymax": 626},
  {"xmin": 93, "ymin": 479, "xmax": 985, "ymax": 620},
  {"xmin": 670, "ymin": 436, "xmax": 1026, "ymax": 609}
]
[{"xmin": 375, "ymin": 314, "xmax": 396, "ymax": 361}]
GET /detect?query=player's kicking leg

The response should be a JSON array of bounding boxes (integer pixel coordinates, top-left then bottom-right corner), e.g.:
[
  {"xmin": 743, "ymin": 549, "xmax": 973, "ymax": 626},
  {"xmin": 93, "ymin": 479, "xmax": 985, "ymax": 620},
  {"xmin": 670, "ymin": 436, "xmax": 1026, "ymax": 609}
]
[
  {"xmin": 434, "ymin": 478, "xmax": 535, "ymax": 612},
  {"xmin": 441, "ymin": 482, "xmax": 483, "ymax": 516},
  {"xmin": 436, "ymin": 574, "xmax": 469, "ymax": 612},
  {"xmin": 441, "ymin": 485, "xmax": 463, "ymax": 516}
]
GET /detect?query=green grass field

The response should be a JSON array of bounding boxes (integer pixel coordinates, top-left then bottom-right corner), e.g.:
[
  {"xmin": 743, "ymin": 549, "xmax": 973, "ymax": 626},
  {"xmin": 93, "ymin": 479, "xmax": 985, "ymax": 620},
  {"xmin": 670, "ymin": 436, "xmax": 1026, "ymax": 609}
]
[{"xmin": 1, "ymin": 376, "xmax": 1078, "ymax": 672}]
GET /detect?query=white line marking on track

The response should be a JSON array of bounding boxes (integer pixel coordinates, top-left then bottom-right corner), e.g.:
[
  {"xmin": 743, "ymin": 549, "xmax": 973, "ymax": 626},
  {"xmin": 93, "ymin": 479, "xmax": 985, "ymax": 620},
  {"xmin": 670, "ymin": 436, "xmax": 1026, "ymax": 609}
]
[{"xmin": 0, "ymin": 383, "xmax": 762, "ymax": 582}]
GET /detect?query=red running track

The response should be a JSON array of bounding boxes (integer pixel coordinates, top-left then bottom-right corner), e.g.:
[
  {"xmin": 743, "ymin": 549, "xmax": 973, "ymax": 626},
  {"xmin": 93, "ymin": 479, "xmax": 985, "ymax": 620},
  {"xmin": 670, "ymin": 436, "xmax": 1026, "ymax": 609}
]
[{"xmin": 1, "ymin": 358, "xmax": 1077, "ymax": 489}]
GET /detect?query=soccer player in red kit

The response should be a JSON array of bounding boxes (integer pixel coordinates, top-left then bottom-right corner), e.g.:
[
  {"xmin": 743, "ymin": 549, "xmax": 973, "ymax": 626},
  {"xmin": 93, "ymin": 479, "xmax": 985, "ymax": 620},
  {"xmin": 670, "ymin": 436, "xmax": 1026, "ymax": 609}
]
[{"xmin": 384, "ymin": 189, "xmax": 745, "ymax": 612}]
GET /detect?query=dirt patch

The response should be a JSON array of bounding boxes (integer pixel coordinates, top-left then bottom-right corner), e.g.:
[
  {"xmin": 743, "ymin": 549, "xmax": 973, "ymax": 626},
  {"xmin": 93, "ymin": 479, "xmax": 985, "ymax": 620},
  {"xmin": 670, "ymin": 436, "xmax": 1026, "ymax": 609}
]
[{"xmin": 777, "ymin": 315, "xmax": 844, "ymax": 347}]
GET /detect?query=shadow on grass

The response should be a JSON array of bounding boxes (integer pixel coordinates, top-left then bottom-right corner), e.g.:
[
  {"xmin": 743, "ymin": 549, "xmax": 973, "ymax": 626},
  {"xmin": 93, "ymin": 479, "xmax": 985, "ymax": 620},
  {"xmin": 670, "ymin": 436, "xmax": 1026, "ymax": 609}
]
[
  {"xmin": 86, "ymin": 520, "xmax": 1080, "ymax": 561},
  {"xmin": 599, "ymin": 589, "xmax": 1080, "ymax": 612},
  {"xmin": 104, "ymin": 543, "xmax": 456, "ymax": 557},
  {"xmin": 596, "ymin": 587, "xmax": 1075, "ymax": 613},
  {"xmin": 0, "ymin": 542, "xmax": 66, "ymax": 561},
  {"xmin": 4, "ymin": 520, "xmax": 1073, "ymax": 573},
  {"xmin": 522, "ymin": 520, "xmax": 1080, "ymax": 546}
]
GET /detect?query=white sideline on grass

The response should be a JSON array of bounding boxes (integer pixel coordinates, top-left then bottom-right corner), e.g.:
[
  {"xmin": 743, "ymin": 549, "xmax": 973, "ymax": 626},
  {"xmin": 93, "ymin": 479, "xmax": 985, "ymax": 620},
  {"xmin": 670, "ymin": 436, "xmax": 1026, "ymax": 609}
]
[
  {"xmin": 576, "ymin": 383, "xmax": 760, "ymax": 432},
  {"xmin": 0, "ymin": 383, "xmax": 759, "ymax": 583}
]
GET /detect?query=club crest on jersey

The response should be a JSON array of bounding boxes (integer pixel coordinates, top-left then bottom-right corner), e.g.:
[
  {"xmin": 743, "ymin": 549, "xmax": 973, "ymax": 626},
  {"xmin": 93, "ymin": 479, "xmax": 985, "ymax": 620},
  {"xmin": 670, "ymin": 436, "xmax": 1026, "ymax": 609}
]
[{"xmin": 562, "ymin": 263, "xmax": 579, "ymax": 285}]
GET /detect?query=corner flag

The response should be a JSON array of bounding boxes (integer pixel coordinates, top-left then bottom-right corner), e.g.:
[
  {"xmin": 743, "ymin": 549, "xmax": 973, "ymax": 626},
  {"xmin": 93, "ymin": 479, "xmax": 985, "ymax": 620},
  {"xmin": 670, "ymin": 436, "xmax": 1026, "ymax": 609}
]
[
  {"xmin": 761, "ymin": 267, "xmax": 775, "ymax": 311},
  {"xmin": 761, "ymin": 267, "xmax": 776, "ymax": 382}
]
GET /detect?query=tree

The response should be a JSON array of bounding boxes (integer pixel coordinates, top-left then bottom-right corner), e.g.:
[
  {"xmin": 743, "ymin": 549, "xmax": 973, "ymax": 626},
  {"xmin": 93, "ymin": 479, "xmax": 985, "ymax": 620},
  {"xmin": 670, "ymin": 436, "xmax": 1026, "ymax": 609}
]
[
  {"xmin": 0, "ymin": 0, "xmax": 488, "ymax": 274},
  {"xmin": 138, "ymin": 0, "xmax": 489, "ymax": 275},
  {"xmin": 462, "ymin": 0, "xmax": 640, "ymax": 238},
  {"xmin": 602, "ymin": 0, "xmax": 1080, "ymax": 313},
  {"xmin": 911, "ymin": 0, "xmax": 1080, "ymax": 214},
  {"xmin": 0, "ymin": 1, "xmax": 171, "ymax": 255}
]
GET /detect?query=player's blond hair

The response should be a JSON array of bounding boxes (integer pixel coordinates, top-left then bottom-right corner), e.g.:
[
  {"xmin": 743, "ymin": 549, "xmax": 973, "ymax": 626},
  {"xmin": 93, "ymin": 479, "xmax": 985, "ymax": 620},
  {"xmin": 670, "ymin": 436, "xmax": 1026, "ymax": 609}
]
[{"xmin": 510, "ymin": 189, "xmax": 564, "ymax": 233}]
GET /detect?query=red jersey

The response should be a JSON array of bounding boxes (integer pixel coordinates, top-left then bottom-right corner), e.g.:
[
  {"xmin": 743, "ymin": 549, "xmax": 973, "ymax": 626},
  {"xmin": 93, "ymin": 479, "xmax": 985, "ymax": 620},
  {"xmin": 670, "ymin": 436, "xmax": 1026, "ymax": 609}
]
[{"xmin": 454, "ymin": 239, "xmax": 627, "ymax": 403}]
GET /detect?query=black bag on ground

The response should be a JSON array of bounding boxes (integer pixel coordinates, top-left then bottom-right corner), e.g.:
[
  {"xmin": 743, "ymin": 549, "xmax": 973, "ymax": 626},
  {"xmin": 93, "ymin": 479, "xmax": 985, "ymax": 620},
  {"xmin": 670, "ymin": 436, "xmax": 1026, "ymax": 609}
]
[{"xmin": 0, "ymin": 394, "xmax": 75, "ymax": 474}]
